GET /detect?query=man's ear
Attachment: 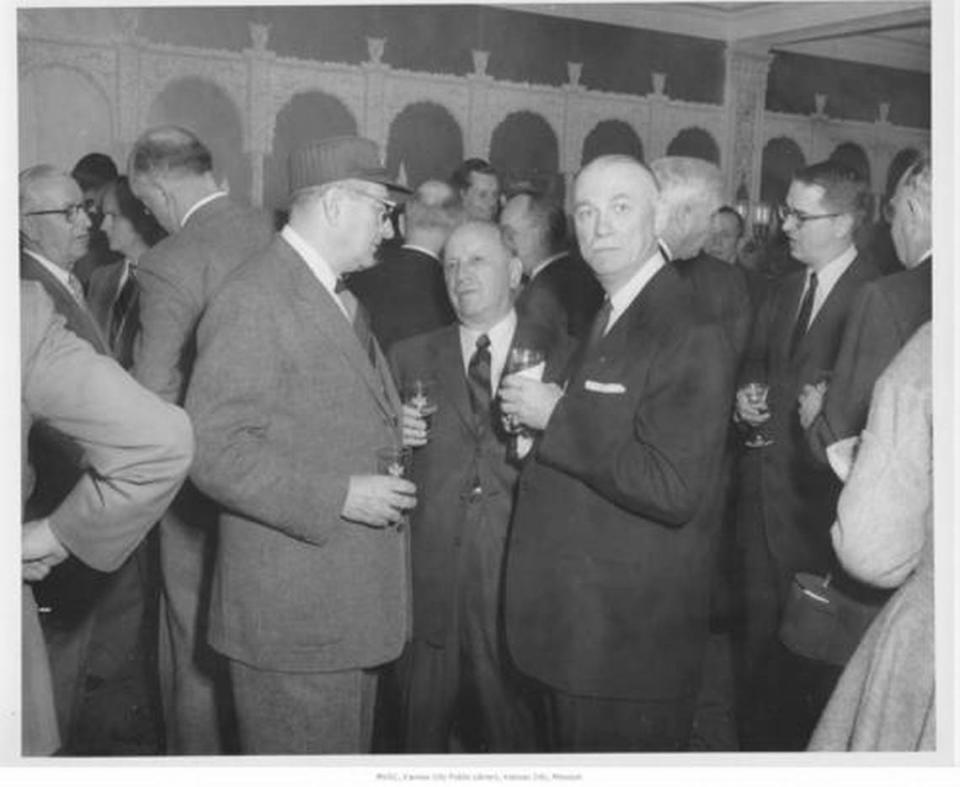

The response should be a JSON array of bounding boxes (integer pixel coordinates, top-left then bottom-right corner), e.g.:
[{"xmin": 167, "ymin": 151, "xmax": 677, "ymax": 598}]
[
  {"xmin": 320, "ymin": 187, "xmax": 343, "ymax": 225},
  {"xmin": 508, "ymin": 255, "xmax": 523, "ymax": 289}
]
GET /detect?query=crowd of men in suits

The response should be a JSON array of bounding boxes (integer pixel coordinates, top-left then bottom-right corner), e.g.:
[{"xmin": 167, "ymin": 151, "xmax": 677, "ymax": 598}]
[{"xmin": 20, "ymin": 124, "xmax": 932, "ymax": 755}]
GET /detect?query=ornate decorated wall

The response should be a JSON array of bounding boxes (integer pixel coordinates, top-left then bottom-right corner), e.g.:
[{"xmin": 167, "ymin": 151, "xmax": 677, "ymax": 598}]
[{"xmin": 18, "ymin": 6, "xmax": 929, "ymax": 220}]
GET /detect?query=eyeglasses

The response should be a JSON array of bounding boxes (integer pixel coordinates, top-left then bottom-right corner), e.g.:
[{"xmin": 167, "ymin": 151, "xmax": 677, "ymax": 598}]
[
  {"xmin": 343, "ymin": 187, "xmax": 397, "ymax": 226},
  {"xmin": 24, "ymin": 202, "xmax": 88, "ymax": 223},
  {"xmin": 777, "ymin": 205, "xmax": 846, "ymax": 226}
]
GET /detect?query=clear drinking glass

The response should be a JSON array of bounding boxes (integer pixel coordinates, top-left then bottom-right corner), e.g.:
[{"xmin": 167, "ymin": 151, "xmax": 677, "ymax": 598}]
[
  {"xmin": 501, "ymin": 347, "xmax": 545, "ymax": 435},
  {"xmin": 743, "ymin": 382, "xmax": 774, "ymax": 448}
]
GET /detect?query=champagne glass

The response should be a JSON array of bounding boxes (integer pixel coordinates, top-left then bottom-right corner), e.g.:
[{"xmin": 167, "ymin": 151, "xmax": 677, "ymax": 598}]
[
  {"xmin": 743, "ymin": 382, "xmax": 774, "ymax": 448},
  {"xmin": 403, "ymin": 377, "xmax": 439, "ymax": 430},
  {"xmin": 376, "ymin": 445, "xmax": 413, "ymax": 532}
]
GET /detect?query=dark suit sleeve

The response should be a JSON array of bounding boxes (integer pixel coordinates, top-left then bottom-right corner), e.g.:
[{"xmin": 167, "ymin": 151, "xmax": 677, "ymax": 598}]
[
  {"xmin": 132, "ymin": 249, "xmax": 202, "ymax": 404},
  {"xmin": 738, "ymin": 282, "xmax": 776, "ymax": 388},
  {"xmin": 22, "ymin": 285, "xmax": 194, "ymax": 572},
  {"xmin": 185, "ymin": 282, "xmax": 350, "ymax": 546},
  {"xmin": 806, "ymin": 283, "xmax": 907, "ymax": 464},
  {"xmin": 537, "ymin": 322, "xmax": 733, "ymax": 525}
]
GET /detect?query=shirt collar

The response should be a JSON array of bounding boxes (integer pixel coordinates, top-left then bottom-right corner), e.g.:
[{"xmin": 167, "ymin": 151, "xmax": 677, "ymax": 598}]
[
  {"xmin": 281, "ymin": 224, "xmax": 342, "ymax": 302},
  {"xmin": 402, "ymin": 243, "xmax": 439, "ymax": 261},
  {"xmin": 459, "ymin": 308, "xmax": 518, "ymax": 386},
  {"xmin": 808, "ymin": 244, "xmax": 856, "ymax": 291},
  {"xmin": 530, "ymin": 251, "xmax": 567, "ymax": 280},
  {"xmin": 180, "ymin": 191, "xmax": 227, "ymax": 228},
  {"xmin": 606, "ymin": 248, "xmax": 666, "ymax": 331},
  {"xmin": 23, "ymin": 248, "xmax": 76, "ymax": 296}
]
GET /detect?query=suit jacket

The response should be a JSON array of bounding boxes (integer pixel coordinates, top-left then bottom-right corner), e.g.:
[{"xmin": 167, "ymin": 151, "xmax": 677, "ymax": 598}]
[
  {"xmin": 504, "ymin": 262, "xmax": 736, "ymax": 701},
  {"xmin": 740, "ymin": 252, "xmax": 881, "ymax": 574},
  {"xmin": 672, "ymin": 251, "xmax": 753, "ymax": 368},
  {"xmin": 20, "ymin": 249, "xmax": 110, "ymax": 521},
  {"xmin": 515, "ymin": 251, "xmax": 604, "ymax": 343},
  {"xmin": 388, "ymin": 318, "xmax": 573, "ymax": 647},
  {"xmin": 806, "ymin": 257, "xmax": 931, "ymax": 464},
  {"xmin": 21, "ymin": 281, "xmax": 193, "ymax": 756},
  {"xmin": 133, "ymin": 195, "xmax": 272, "ymax": 405},
  {"xmin": 348, "ymin": 244, "xmax": 456, "ymax": 353},
  {"xmin": 185, "ymin": 235, "xmax": 409, "ymax": 673},
  {"xmin": 87, "ymin": 260, "xmax": 140, "ymax": 370}
]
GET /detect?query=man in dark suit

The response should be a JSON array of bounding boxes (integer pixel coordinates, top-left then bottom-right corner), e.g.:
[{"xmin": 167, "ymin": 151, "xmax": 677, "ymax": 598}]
[
  {"xmin": 451, "ymin": 158, "xmax": 501, "ymax": 221},
  {"xmin": 499, "ymin": 155, "xmax": 735, "ymax": 751},
  {"xmin": 800, "ymin": 155, "xmax": 932, "ymax": 463},
  {"xmin": 21, "ymin": 281, "xmax": 194, "ymax": 756},
  {"xmin": 128, "ymin": 126, "xmax": 273, "ymax": 754},
  {"xmin": 185, "ymin": 136, "xmax": 416, "ymax": 754},
  {"xmin": 649, "ymin": 156, "xmax": 754, "ymax": 751},
  {"xmin": 500, "ymin": 190, "xmax": 603, "ymax": 342},
  {"xmin": 734, "ymin": 160, "xmax": 881, "ymax": 750},
  {"xmin": 389, "ymin": 221, "xmax": 571, "ymax": 752},
  {"xmin": 348, "ymin": 178, "xmax": 460, "ymax": 352}
]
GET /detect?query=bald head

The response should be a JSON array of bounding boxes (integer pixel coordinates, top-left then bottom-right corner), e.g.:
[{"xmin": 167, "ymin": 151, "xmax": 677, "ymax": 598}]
[
  {"xmin": 650, "ymin": 156, "xmax": 724, "ymax": 261},
  {"xmin": 442, "ymin": 221, "xmax": 521, "ymax": 330},
  {"xmin": 572, "ymin": 155, "xmax": 659, "ymax": 294},
  {"xmin": 20, "ymin": 165, "xmax": 91, "ymax": 270}
]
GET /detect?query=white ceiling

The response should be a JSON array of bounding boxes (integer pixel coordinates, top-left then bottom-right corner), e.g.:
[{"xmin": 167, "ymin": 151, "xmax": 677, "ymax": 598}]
[{"xmin": 505, "ymin": 2, "xmax": 932, "ymax": 72}]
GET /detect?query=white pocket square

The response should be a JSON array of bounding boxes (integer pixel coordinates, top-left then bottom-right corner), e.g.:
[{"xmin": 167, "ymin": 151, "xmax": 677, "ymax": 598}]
[{"xmin": 584, "ymin": 380, "xmax": 626, "ymax": 394}]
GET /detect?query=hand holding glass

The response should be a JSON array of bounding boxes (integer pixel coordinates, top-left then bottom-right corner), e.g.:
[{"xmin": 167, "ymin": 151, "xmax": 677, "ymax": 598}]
[
  {"xmin": 501, "ymin": 348, "xmax": 545, "ymax": 433},
  {"xmin": 742, "ymin": 382, "xmax": 774, "ymax": 448},
  {"xmin": 403, "ymin": 378, "xmax": 438, "ymax": 428}
]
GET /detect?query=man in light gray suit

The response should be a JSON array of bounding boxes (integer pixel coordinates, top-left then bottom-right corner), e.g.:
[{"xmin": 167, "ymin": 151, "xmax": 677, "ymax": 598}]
[
  {"xmin": 185, "ymin": 136, "xmax": 416, "ymax": 754},
  {"xmin": 129, "ymin": 126, "xmax": 273, "ymax": 754}
]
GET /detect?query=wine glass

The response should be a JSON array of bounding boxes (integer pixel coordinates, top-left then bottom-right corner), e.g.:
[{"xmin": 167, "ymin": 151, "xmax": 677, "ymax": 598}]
[
  {"xmin": 743, "ymin": 381, "xmax": 774, "ymax": 448},
  {"xmin": 501, "ymin": 347, "xmax": 545, "ymax": 434},
  {"xmin": 376, "ymin": 444, "xmax": 413, "ymax": 532}
]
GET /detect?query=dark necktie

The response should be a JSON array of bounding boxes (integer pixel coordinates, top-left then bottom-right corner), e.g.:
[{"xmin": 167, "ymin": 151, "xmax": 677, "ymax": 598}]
[
  {"xmin": 466, "ymin": 334, "xmax": 492, "ymax": 431},
  {"xmin": 109, "ymin": 269, "xmax": 137, "ymax": 349},
  {"xmin": 336, "ymin": 279, "xmax": 376, "ymax": 365},
  {"xmin": 584, "ymin": 296, "xmax": 613, "ymax": 355},
  {"xmin": 789, "ymin": 272, "xmax": 818, "ymax": 358}
]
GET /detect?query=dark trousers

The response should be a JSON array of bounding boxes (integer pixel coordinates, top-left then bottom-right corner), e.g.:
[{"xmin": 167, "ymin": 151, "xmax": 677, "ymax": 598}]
[
  {"xmin": 546, "ymin": 689, "xmax": 697, "ymax": 752},
  {"xmin": 398, "ymin": 499, "xmax": 537, "ymax": 753},
  {"xmin": 230, "ymin": 660, "xmax": 378, "ymax": 754},
  {"xmin": 735, "ymin": 470, "xmax": 843, "ymax": 750}
]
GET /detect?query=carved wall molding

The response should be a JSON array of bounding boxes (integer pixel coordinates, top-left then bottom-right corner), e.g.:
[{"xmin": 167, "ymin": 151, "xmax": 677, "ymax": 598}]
[{"xmin": 18, "ymin": 30, "xmax": 929, "ymax": 208}]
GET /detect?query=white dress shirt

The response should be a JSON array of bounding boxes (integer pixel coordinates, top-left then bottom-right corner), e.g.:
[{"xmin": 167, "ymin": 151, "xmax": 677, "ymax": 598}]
[
  {"xmin": 801, "ymin": 244, "xmax": 857, "ymax": 329},
  {"xmin": 281, "ymin": 224, "xmax": 351, "ymax": 320},
  {"xmin": 22, "ymin": 248, "xmax": 84, "ymax": 305},
  {"xmin": 458, "ymin": 309, "xmax": 518, "ymax": 394},
  {"xmin": 180, "ymin": 191, "xmax": 227, "ymax": 228},
  {"xmin": 605, "ymin": 249, "xmax": 666, "ymax": 334}
]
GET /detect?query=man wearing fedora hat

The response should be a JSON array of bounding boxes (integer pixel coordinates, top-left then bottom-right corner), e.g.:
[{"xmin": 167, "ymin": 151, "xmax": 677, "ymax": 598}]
[
  {"xmin": 185, "ymin": 135, "xmax": 417, "ymax": 753},
  {"xmin": 128, "ymin": 125, "xmax": 273, "ymax": 754}
]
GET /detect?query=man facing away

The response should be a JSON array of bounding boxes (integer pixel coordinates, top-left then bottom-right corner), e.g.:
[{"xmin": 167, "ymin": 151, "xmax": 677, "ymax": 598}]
[
  {"xmin": 734, "ymin": 160, "xmax": 881, "ymax": 750},
  {"xmin": 389, "ymin": 221, "xmax": 573, "ymax": 752},
  {"xmin": 500, "ymin": 155, "xmax": 735, "ymax": 751},
  {"xmin": 129, "ymin": 125, "xmax": 273, "ymax": 754},
  {"xmin": 185, "ymin": 136, "xmax": 416, "ymax": 754},
  {"xmin": 500, "ymin": 190, "xmax": 603, "ymax": 343},
  {"xmin": 348, "ymin": 178, "xmax": 461, "ymax": 352}
]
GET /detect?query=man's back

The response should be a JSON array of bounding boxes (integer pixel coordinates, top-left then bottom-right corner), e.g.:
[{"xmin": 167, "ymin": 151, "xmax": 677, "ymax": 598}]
[
  {"xmin": 133, "ymin": 196, "xmax": 272, "ymax": 403},
  {"xmin": 515, "ymin": 251, "xmax": 603, "ymax": 342},
  {"xmin": 348, "ymin": 244, "xmax": 456, "ymax": 352}
]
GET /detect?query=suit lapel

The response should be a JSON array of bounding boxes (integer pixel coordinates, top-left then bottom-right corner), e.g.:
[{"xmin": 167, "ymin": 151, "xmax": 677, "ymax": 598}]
[
  {"xmin": 433, "ymin": 327, "xmax": 475, "ymax": 434},
  {"xmin": 281, "ymin": 239, "xmax": 399, "ymax": 424},
  {"xmin": 796, "ymin": 254, "xmax": 870, "ymax": 361},
  {"xmin": 772, "ymin": 271, "xmax": 807, "ymax": 364}
]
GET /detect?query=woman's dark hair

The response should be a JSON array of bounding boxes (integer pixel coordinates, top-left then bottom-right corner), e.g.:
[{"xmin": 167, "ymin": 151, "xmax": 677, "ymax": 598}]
[{"xmin": 107, "ymin": 176, "xmax": 167, "ymax": 247}]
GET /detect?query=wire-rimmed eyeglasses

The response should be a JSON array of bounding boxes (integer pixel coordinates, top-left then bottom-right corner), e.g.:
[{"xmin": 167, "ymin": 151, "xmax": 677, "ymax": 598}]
[
  {"xmin": 776, "ymin": 204, "xmax": 846, "ymax": 226},
  {"xmin": 23, "ymin": 202, "xmax": 88, "ymax": 223}
]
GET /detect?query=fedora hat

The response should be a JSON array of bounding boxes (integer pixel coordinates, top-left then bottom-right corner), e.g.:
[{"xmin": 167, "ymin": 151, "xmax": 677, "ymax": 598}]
[{"xmin": 288, "ymin": 136, "xmax": 410, "ymax": 195}]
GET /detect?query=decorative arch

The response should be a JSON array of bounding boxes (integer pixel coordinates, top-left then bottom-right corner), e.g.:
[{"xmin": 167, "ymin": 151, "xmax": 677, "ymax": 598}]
[
  {"xmin": 489, "ymin": 111, "xmax": 560, "ymax": 198},
  {"xmin": 666, "ymin": 126, "xmax": 720, "ymax": 164},
  {"xmin": 385, "ymin": 101, "xmax": 463, "ymax": 189},
  {"xmin": 146, "ymin": 76, "xmax": 249, "ymax": 204},
  {"xmin": 263, "ymin": 90, "xmax": 358, "ymax": 210},
  {"xmin": 19, "ymin": 64, "xmax": 113, "ymax": 169},
  {"xmin": 760, "ymin": 136, "xmax": 806, "ymax": 205},
  {"xmin": 581, "ymin": 119, "xmax": 644, "ymax": 165},
  {"xmin": 829, "ymin": 141, "xmax": 872, "ymax": 188}
]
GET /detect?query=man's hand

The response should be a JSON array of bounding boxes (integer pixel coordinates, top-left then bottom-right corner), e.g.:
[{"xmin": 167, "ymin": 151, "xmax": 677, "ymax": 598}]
[
  {"xmin": 499, "ymin": 376, "xmax": 563, "ymax": 432},
  {"xmin": 342, "ymin": 475, "xmax": 417, "ymax": 529},
  {"xmin": 22, "ymin": 518, "xmax": 68, "ymax": 583},
  {"xmin": 798, "ymin": 382, "xmax": 826, "ymax": 430},
  {"xmin": 400, "ymin": 403, "xmax": 428, "ymax": 448},
  {"xmin": 735, "ymin": 386, "xmax": 771, "ymax": 426}
]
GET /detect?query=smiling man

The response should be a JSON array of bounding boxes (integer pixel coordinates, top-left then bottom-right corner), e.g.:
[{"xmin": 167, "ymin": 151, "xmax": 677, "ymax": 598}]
[
  {"xmin": 734, "ymin": 159, "xmax": 881, "ymax": 750},
  {"xmin": 499, "ymin": 155, "xmax": 734, "ymax": 751}
]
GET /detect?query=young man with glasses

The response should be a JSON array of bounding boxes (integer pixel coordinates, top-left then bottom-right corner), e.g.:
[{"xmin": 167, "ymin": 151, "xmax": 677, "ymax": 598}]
[{"xmin": 733, "ymin": 159, "xmax": 881, "ymax": 750}]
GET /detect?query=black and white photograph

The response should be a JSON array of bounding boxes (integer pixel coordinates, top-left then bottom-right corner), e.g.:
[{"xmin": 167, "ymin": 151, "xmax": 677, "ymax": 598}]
[{"xmin": 5, "ymin": 0, "xmax": 955, "ymax": 780}]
